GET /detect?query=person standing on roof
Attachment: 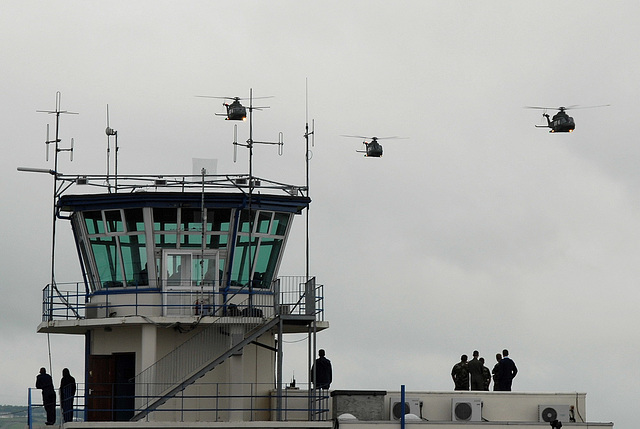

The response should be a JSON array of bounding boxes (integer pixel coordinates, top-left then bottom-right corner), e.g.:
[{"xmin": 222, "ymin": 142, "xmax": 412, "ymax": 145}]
[
  {"xmin": 451, "ymin": 354, "xmax": 469, "ymax": 391},
  {"xmin": 311, "ymin": 349, "xmax": 332, "ymax": 389},
  {"xmin": 496, "ymin": 349, "xmax": 518, "ymax": 391},
  {"xmin": 468, "ymin": 350, "xmax": 484, "ymax": 390}
]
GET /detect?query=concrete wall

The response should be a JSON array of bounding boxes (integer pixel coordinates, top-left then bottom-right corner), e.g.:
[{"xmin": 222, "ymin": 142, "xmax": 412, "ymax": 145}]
[{"xmin": 329, "ymin": 390, "xmax": 590, "ymax": 424}]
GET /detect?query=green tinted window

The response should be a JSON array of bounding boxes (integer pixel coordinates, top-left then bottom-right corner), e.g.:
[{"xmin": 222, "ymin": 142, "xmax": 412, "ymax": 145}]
[
  {"xmin": 153, "ymin": 208, "xmax": 178, "ymax": 231},
  {"xmin": 120, "ymin": 235, "xmax": 148, "ymax": 286},
  {"xmin": 208, "ymin": 233, "xmax": 227, "ymax": 250},
  {"xmin": 230, "ymin": 235, "xmax": 257, "ymax": 286},
  {"xmin": 105, "ymin": 210, "xmax": 124, "ymax": 233},
  {"xmin": 181, "ymin": 208, "xmax": 205, "ymax": 232},
  {"xmin": 181, "ymin": 233, "xmax": 203, "ymax": 248},
  {"xmin": 90, "ymin": 236, "xmax": 123, "ymax": 287},
  {"xmin": 238, "ymin": 209, "xmax": 254, "ymax": 233},
  {"xmin": 125, "ymin": 208, "xmax": 145, "ymax": 232},
  {"xmin": 155, "ymin": 233, "xmax": 177, "ymax": 248},
  {"xmin": 254, "ymin": 238, "xmax": 282, "ymax": 288},
  {"xmin": 257, "ymin": 212, "xmax": 272, "ymax": 234},
  {"xmin": 84, "ymin": 211, "xmax": 105, "ymax": 235},
  {"xmin": 213, "ymin": 209, "xmax": 231, "ymax": 232},
  {"xmin": 271, "ymin": 213, "xmax": 290, "ymax": 236}
]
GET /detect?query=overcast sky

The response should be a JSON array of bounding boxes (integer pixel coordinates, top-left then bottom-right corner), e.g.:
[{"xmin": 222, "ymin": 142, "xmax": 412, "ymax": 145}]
[{"xmin": 2, "ymin": 1, "xmax": 639, "ymax": 427}]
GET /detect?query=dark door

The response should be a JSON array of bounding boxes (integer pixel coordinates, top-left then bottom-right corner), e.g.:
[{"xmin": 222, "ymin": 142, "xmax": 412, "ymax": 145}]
[
  {"xmin": 87, "ymin": 355, "xmax": 115, "ymax": 421},
  {"xmin": 113, "ymin": 353, "xmax": 136, "ymax": 421}
]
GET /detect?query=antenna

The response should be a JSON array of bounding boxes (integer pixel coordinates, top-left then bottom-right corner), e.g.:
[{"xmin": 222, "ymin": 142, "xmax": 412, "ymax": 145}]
[
  {"xmin": 105, "ymin": 104, "xmax": 119, "ymax": 193},
  {"xmin": 38, "ymin": 92, "xmax": 76, "ymax": 168},
  {"xmin": 36, "ymin": 91, "xmax": 78, "ymax": 322},
  {"xmin": 233, "ymin": 124, "xmax": 238, "ymax": 163},
  {"xmin": 303, "ymin": 79, "xmax": 315, "ymax": 283},
  {"xmin": 222, "ymin": 89, "xmax": 283, "ymax": 313},
  {"xmin": 303, "ymin": 78, "xmax": 319, "ymax": 413},
  {"xmin": 230, "ymin": 88, "xmax": 284, "ymax": 173}
]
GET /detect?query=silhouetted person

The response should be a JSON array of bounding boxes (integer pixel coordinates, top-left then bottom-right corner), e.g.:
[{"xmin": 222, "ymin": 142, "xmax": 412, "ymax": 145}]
[
  {"xmin": 496, "ymin": 349, "xmax": 518, "ymax": 391},
  {"xmin": 311, "ymin": 349, "xmax": 332, "ymax": 389},
  {"xmin": 480, "ymin": 357, "xmax": 491, "ymax": 391},
  {"xmin": 36, "ymin": 367, "xmax": 56, "ymax": 425},
  {"xmin": 468, "ymin": 350, "xmax": 484, "ymax": 390},
  {"xmin": 60, "ymin": 368, "xmax": 76, "ymax": 423},
  {"xmin": 451, "ymin": 354, "xmax": 469, "ymax": 391},
  {"xmin": 492, "ymin": 353, "xmax": 502, "ymax": 391}
]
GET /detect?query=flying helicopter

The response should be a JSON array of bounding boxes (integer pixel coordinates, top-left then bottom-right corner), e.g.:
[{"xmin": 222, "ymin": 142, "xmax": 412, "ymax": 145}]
[
  {"xmin": 219, "ymin": 97, "xmax": 247, "ymax": 121},
  {"xmin": 526, "ymin": 105, "xmax": 610, "ymax": 133},
  {"xmin": 196, "ymin": 95, "xmax": 272, "ymax": 121},
  {"xmin": 341, "ymin": 135, "xmax": 405, "ymax": 157}
]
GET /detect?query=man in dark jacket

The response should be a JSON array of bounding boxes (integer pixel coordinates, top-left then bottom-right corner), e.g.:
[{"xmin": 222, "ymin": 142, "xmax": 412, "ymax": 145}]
[
  {"xmin": 36, "ymin": 367, "xmax": 56, "ymax": 425},
  {"xmin": 60, "ymin": 368, "xmax": 76, "ymax": 423},
  {"xmin": 468, "ymin": 350, "xmax": 484, "ymax": 390},
  {"xmin": 496, "ymin": 349, "xmax": 518, "ymax": 391},
  {"xmin": 311, "ymin": 349, "xmax": 332, "ymax": 389},
  {"xmin": 492, "ymin": 353, "xmax": 502, "ymax": 391}
]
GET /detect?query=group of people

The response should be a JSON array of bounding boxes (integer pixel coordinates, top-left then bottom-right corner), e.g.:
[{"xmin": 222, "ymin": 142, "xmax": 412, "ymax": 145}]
[
  {"xmin": 36, "ymin": 367, "xmax": 76, "ymax": 425},
  {"xmin": 451, "ymin": 349, "xmax": 517, "ymax": 392}
]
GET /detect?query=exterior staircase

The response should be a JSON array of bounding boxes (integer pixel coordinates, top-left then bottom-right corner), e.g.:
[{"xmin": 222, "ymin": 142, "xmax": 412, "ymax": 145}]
[{"xmin": 132, "ymin": 315, "xmax": 282, "ymax": 421}]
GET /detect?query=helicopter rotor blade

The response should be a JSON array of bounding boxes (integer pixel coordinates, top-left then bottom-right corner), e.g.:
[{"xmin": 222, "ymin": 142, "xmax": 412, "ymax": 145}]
[
  {"xmin": 525, "ymin": 104, "xmax": 610, "ymax": 111},
  {"xmin": 341, "ymin": 134, "xmax": 369, "ymax": 139},
  {"xmin": 566, "ymin": 104, "xmax": 611, "ymax": 110},
  {"xmin": 524, "ymin": 106, "xmax": 555, "ymax": 110},
  {"xmin": 195, "ymin": 95, "xmax": 274, "ymax": 101},
  {"xmin": 196, "ymin": 95, "xmax": 237, "ymax": 100},
  {"xmin": 341, "ymin": 135, "xmax": 406, "ymax": 140}
]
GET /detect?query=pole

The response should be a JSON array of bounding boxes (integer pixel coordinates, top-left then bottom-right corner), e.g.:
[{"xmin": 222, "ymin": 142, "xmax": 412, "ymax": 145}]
[{"xmin": 401, "ymin": 384, "xmax": 406, "ymax": 429}]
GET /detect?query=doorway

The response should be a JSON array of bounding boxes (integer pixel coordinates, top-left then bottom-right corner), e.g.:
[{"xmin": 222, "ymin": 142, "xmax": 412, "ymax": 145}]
[{"xmin": 87, "ymin": 353, "xmax": 135, "ymax": 421}]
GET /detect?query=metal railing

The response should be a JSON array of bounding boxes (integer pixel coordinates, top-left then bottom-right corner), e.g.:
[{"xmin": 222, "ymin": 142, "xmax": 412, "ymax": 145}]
[
  {"xmin": 41, "ymin": 276, "xmax": 324, "ymax": 322},
  {"xmin": 54, "ymin": 173, "xmax": 307, "ymax": 197},
  {"xmin": 27, "ymin": 382, "xmax": 329, "ymax": 426}
]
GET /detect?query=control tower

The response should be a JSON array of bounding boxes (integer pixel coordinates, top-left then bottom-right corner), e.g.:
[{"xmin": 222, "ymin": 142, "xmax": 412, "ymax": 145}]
[
  {"xmin": 39, "ymin": 173, "xmax": 327, "ymax": 423},
  {"xmin": 31, "ymin": 94, "xmax": 327, "ymax": 424}
]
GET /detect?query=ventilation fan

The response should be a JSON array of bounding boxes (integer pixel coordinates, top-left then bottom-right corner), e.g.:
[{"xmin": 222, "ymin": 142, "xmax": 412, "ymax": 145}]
[
  {"xmin": 539, "ymin": 405, "xmax": 571, "ymax": 422},
  {"xmin": 452, "ymin": 398, "xmax": 482, "ymax": 422},
  {"xmin": 389, "ymin": 398, "xmax": 421, "ymax": 420}
]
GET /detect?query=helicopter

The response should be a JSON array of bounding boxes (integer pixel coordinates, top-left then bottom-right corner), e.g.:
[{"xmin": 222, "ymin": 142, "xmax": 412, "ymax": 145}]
[
  {"xmin": 196, "ymin": 95, "xmax": 272, "ymax": 121},
  {"xmin": 526, "ymin": 105, "xmax": 610, "ymax": 133},
  {"xmin": 219, "ymin": 97, "xmax": 247, "ymax": 121},
  {"xmin": 342, "ymin": 135, "xmax": 405, "ymax": 157}
]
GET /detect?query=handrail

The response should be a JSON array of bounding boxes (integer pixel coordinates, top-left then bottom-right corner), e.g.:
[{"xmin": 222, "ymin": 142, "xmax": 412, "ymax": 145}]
[
  {"xmin": 53, "ymin": 173, "xmax": 307, "ymax": 197},
  {"xmin": 41, "ymin": 276, "xmax": 324, "ymax": 322},
  {"xmin": 26, "ymin": 384, "xmax": 329, "ymax": 424}
]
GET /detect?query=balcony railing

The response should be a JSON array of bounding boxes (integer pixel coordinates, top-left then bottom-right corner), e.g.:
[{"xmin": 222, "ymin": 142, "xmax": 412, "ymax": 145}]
[
  {"xmin": 41, "ymin": 276, "xmax": 324, "ymax": 323},
  {"xmin": 27, "ymin": 382, "xmax": 330, "ymax": 427}
]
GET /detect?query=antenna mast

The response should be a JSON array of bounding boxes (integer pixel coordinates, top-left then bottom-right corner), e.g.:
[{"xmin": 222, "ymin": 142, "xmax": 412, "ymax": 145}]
[
  {"xmin": 105, "ymin": 105, "xmax": 119, "ymax": 192},
  {"xmin": 304, "ymin": 79, "xmax": 314, "ymax": 282},
  {"xmin": 303, "ymin": 79, "xmax": 319, "ymax": 420},
  {"xmin": 231, "ymin": 89, "xmax": 283, "ymax": 309},
  {"xmin": 36, "ymin": 91, "xmax": 77, "ymax": 321}
]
